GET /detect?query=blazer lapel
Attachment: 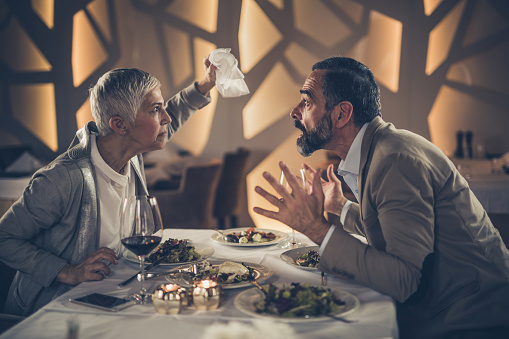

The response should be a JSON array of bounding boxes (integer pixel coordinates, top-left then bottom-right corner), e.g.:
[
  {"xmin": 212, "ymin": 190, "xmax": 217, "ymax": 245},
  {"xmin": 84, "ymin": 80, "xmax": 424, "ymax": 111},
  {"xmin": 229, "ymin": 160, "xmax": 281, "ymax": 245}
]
[{"xmin": 358, "ymin": 116, "xmax": 386, "ymax": 216}]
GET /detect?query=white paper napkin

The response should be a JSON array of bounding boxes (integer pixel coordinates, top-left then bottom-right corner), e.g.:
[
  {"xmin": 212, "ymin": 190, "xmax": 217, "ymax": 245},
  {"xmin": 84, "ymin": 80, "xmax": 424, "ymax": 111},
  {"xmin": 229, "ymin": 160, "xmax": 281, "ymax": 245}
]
[{"xmin": 209, "ymin": 48, "xmax": 250, "ymax": 98}]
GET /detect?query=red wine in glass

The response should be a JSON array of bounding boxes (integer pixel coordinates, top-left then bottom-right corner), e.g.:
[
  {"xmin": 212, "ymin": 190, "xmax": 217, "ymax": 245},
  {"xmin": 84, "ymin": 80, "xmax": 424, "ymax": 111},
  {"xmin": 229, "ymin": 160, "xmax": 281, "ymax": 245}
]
[{"xmin": 121, "ymin": 235, "xmax": 161, "ymax": 256}]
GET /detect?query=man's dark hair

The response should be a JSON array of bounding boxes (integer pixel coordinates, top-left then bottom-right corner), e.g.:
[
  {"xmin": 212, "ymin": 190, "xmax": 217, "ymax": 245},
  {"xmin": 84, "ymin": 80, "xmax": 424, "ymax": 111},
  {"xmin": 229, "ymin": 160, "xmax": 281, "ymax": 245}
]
[{"xmin": 312, "ymin": 57, "xmax": 381, "ymax": 126}]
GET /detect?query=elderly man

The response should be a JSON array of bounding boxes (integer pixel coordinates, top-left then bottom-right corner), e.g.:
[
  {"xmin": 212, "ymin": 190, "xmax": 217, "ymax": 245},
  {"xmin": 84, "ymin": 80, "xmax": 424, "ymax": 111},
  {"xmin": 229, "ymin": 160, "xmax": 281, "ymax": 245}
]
[{"xmin": 254, "ymin": 56, "xmax": 509, "ymax": 338}]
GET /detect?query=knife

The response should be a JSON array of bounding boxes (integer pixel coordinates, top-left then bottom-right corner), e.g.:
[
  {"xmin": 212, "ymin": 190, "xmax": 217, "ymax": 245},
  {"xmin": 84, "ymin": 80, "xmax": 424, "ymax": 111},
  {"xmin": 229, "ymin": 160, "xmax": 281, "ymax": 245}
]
[{"xmin": 118, "ymin": 256, "xmax": 166, "ymax": 287}]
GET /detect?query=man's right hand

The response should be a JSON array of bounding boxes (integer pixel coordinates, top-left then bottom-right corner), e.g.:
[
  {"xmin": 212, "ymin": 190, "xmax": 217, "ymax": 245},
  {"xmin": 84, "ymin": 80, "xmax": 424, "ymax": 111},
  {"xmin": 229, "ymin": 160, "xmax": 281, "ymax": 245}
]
[
  {"xmin": 303, "ymin": 163, "xmax": 349, "ymax": 215},
  {"xmin": 56, "ymin": 247, "xmax": 118, "ymax": 286}
]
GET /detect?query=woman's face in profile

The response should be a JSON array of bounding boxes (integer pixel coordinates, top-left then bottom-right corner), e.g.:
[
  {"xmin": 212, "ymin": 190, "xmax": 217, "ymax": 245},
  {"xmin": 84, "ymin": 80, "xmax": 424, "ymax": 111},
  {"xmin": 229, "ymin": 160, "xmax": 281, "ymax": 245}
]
[{"xmin": 128, "ymin": 87, "xmax": 171, "ymax": 153}]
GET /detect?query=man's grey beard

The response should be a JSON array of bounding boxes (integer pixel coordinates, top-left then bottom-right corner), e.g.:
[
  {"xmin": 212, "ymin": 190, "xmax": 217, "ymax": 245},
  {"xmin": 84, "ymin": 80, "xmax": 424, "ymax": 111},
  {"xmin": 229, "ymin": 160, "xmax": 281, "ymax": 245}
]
[{"xmin": 295, "ymin": 112, "xmax": 333, "ymax": 157}]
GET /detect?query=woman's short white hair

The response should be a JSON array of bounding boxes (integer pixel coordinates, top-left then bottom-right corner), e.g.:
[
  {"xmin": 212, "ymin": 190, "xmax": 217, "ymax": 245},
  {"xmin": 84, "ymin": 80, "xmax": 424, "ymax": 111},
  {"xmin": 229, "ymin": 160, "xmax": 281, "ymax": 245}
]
[{"xmin": 89, "ymin": 68, "xmax": 161, "ymax": 136}]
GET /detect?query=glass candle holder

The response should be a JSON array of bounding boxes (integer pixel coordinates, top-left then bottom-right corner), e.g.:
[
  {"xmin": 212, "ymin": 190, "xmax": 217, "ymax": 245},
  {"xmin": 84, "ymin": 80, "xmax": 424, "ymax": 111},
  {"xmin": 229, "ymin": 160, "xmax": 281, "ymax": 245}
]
[
  {"xmin": 152, "ymin": 284, "xmax": 188, "ymax": 315},
  {"xmin": 192, "ymin": 279, "xmax": 222, "ymax": 311}
]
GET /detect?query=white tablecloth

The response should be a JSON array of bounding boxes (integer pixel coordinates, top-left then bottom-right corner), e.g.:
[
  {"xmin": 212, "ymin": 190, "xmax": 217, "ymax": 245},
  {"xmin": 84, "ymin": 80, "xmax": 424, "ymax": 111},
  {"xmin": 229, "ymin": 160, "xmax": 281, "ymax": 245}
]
[
  {"xmin": 0, "ymin": 229, "xmax": 398, "ymax": 339},
  {"xmin": 468, "ymin": 174, "xmax": 509, "ymax": 213}
]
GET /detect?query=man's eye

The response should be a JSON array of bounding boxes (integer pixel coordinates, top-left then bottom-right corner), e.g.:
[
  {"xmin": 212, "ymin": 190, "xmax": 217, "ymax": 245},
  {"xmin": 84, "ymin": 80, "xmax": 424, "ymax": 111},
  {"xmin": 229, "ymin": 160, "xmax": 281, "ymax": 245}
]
[{"xmin": 152, "ymin": 106, "xmax": 160, "ymax": 113}]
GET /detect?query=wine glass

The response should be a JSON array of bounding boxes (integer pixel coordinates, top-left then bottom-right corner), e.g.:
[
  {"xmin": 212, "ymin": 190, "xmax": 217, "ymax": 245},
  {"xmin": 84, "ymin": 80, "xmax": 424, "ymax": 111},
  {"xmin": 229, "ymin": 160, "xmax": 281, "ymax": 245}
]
[
  {"xmin": 119, "ymin": 195, "xmax": 163, "ymax": 303},
  {"xmin": 279, "ymin": 168, "xmax": 308, "ymax": 249}
]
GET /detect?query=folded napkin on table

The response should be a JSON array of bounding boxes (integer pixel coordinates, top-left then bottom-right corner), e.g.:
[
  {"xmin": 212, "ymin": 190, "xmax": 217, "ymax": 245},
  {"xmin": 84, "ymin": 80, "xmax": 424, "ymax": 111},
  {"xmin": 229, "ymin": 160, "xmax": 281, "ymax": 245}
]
[{"xmin": 209, "ymin": 48, "xmax": 249, "ymax": 98}]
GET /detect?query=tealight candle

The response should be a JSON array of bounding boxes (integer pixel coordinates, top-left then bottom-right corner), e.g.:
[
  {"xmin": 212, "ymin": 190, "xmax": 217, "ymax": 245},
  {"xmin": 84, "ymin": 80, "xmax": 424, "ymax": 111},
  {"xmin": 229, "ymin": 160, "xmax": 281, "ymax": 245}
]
[
  {"xmin": 192, "ymin": 279, "xmax": 222, "ymax": 311},
  {"xmin": 152, "ymin": 284, "xmax": 187, "ymax": 315}
]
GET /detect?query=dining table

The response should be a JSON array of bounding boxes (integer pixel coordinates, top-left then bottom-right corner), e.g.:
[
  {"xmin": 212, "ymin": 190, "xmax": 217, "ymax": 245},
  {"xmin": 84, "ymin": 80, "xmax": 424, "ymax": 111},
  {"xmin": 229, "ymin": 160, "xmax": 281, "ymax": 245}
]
[{"xmin": 0, "ymin": 229, "xmax": 398, "ymax": 339}]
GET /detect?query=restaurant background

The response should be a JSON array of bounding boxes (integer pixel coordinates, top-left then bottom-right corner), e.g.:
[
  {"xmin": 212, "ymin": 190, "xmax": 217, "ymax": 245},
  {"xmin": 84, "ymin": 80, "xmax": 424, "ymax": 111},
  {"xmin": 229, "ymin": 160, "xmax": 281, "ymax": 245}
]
[{"xmin": 1, "ymin": 0, "xmax": 508, "ymax": 230}]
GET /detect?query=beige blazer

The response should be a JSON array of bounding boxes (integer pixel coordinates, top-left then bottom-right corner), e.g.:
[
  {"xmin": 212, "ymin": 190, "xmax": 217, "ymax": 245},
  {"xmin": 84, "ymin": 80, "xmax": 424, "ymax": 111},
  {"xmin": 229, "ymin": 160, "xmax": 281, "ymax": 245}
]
[{"xmin": 319, "ymin": 117, "xmax": 509, "ymax": 338}]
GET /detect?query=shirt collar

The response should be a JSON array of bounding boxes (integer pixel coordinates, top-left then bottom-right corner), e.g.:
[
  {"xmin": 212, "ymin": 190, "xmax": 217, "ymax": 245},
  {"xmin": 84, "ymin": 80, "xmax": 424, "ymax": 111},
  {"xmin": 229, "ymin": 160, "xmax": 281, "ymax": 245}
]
[
  {"xmin": 90, "ymin": 134, "xmax": 131, "ymax": 186},
  {"xmin": 337, "ymin": 123, "xmax": 369, "ymax": 176}
]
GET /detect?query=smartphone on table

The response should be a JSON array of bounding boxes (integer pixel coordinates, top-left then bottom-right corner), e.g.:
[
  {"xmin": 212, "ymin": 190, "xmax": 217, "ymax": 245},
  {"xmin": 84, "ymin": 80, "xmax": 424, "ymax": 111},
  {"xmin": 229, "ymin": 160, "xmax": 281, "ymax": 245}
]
[{"xmin": 69, "ymin": 293, "xmax": 135, "ymax": 312}]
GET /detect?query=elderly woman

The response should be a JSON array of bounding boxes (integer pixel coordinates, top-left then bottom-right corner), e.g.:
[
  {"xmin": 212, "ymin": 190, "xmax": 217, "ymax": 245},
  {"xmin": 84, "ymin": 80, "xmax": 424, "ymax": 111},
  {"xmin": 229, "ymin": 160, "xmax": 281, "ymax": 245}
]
[{"xmin": 0, "ymin": 57, "xmax": 216, "ymax": 316}]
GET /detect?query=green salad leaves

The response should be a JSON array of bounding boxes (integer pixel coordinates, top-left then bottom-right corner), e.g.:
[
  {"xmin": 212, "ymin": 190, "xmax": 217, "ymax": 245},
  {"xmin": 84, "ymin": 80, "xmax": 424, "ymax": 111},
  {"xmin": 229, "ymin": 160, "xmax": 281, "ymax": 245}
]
[{"xmin": 255, "ymin": 283, "xmax": 346, "ymax": 317}]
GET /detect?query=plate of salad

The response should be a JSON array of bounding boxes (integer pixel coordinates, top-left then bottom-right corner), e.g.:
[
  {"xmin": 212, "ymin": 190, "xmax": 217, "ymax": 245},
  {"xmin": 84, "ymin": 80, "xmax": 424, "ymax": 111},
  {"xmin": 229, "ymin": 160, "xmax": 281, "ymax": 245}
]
[
  {"xmin": 234, "ymin": 282, "xmax": 359, "ymax": 322},
  {"xmin": 166, "ymin": 260, "xmax": 272, "ymax": 289},
  {"xmin": 280, "ymin": 246, "xmax": 321, "ymax": 271},
  {"xmin": 124, "ymin": 238, "xmax": 214, "ymax": 266},
  {"xmin": 211, "ymin": 227, "xmax": 288, "ymax": 247}
]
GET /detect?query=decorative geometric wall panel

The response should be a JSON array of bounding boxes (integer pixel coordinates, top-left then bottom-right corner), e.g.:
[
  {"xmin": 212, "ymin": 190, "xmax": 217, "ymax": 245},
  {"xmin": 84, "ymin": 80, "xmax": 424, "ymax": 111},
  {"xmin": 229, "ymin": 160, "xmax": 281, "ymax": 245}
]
[
  {"xmin": 242, "ymin": 62, "xmax": 301, "ymax": 140},
  {"xmin": 446, "ymin": 41, "xmax": 509, "ymax": 96},
  {"xmin": 170, "ymin": 37, "xmax": 217, "ymax": 156},
  {"xmin": 267, "ymin": 0, "xmax": 283, "ymax": 10},
  {"xmin": 463, "ymin": 0, "xmax": 507, "ymax": 47},
  {"xmin": 347, "ymin": 10, "xmax": 402, "ymax": 93},
  {"xmin": 1, "ymin": 0, "xmax": 120, "ymax": 159},
  {"xmin": 87, "ymin": 0, "xmax": 112, "ymax": 42},
  {"xmin": 284, "ymin": 42, "xmax": 320, "ymax": 78},
  {"xmin": 293, "ymin": 0, "xmax": 351, "ymax": 48},
  {"xmin": 10, "ymin": 83, "xmax": 58, "ymax": 151},
  {"xmin": 331, "ymin": 0, "xmax": 364, "ymax": 24},
  {"xmin": 162, "ymin": 25, "xmax": 193, "ymax": 90},
  {"xmin": 32, "ymin": 0, "xmax": 54, "ymax": 29},
  {"xmin": 72, "ymin": 9, "xmax": 109, "ymax": 87},
  {"xmin": 239, "ymin": 0, "xmax": 283, "ymax": 73},
  {"xmin": 423, "ymin": 0, "xmax": 444, "ymax": 16},
  {"xmin": 0, "ymin": 17, "xmax": 51, "ymax": 72},
  {"xmin": 166, "ymin": 0, "xmax": 218, "ymax": 34},
  {"xmin": 425, "ymin": 0, "xmax": 466, "ymax": 75}
]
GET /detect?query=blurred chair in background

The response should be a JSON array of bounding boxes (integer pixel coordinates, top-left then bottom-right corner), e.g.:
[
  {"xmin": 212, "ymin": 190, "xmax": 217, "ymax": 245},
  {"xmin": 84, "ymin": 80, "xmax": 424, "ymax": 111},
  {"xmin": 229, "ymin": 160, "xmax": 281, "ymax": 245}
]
[
  {"xmin": 213, "ymin": 148, "xmax": 251, "ymax": 229},
  {"xmin": 151, "ymin": 160, "xmax": 222, "ymax": 229}
]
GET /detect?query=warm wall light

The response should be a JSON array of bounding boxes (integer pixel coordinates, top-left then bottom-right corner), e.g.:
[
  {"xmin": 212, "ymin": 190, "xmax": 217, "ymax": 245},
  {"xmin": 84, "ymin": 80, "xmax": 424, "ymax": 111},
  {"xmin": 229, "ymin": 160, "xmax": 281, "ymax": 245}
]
[
  {"xmin": 425, "ymin": 0, "xmax": 466, "ymax": 75},
  {"xmin": 347, "ymin": 10, "xmax": 402, "ymax": 93},
  {"xmin": 267, "ymin": 0, "xmax": 284, "ymax": 10},
  {"xmin": 423, "ymin": 0, "xmax": 443, "ymax": 16},
  {"xmin": 166, "ymin": 0, "xmax": 218, "ymax": 34},
  {"xmin": 10, "ymin": 84, "xmax": 58, "ymax": 151},
  {"xmin": 72, "ymin": 9, "xmax": 108, "ymax": 87},
  {"xmin": 238, "ymin": 0, "xmax": 282, "ymax": 73},
  {"xmin": 246, "ymin": 131, "xmax": 327, "ymax": 232},
  {"xmin": 32, "ymin": 0, "xmax": 54, "ymax": 29},
  {"xmin": 170, "ymin": 37, "xmax": 217, "ymax": 156},
  {"xmin": 87, "ymin": 0, "xmax": 112, "ymax": 42},
  {"xmin": 76, "ymin": 99, "xmax": 93, "ymax": 130},
  {"xmin": 242, "ymin": 62, "xmax": 301, "ymax": 140},
  {"xmin": 0, "ymin": 17, "xmax": 52, "ymax": 72}
]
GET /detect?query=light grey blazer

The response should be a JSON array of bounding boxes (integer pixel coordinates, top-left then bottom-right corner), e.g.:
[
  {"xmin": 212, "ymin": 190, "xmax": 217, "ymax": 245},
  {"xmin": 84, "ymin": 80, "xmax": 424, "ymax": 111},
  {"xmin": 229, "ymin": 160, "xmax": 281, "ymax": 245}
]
[
  {"xmin": 319, "ymin": 117, "xmax": 509, "ymax": 338},
  {"xmin": 0, "ymin": 83, "xmax": 211, "ymax": 316}
]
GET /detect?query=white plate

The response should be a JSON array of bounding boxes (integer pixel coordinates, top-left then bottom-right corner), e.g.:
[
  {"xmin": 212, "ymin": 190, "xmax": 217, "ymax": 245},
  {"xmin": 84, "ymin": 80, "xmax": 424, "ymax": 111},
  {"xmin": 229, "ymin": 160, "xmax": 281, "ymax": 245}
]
[
  {"xmin": 211, "ymin": 228, "xmax": 288, "ymax": 247},
  {"xmin": 234, "ymin": 284, "xmax": 359, "ymax": 322},
  {"xmin": 124, "ymin": 242, "xmax": 214, "ymax": 266},
  {"xmin": 280, "ymin": 246, "xmax": 320, "ymax": 271},
  {"xmin": 165, "ymin": 260, "xmax": 272, "ymax": 289}
]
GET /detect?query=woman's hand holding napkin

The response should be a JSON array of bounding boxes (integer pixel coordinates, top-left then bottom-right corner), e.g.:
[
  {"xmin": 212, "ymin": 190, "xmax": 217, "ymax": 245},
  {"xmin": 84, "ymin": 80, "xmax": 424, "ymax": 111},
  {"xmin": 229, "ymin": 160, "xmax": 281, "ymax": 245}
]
[{"xmin": 208, "ymin": 48, "xmax": 250, "ymax": 98}]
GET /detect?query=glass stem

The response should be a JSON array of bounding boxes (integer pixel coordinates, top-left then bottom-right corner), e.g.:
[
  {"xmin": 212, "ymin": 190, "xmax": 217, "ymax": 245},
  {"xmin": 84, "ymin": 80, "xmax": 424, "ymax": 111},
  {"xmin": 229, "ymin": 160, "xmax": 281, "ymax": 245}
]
[
  {"xmin": 292, "ymin": 229, "xmax": 296, "ymax": 244},
  {"xmin": 139, "ymin": 256, "xmax": 146, "ymax": 296}
]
